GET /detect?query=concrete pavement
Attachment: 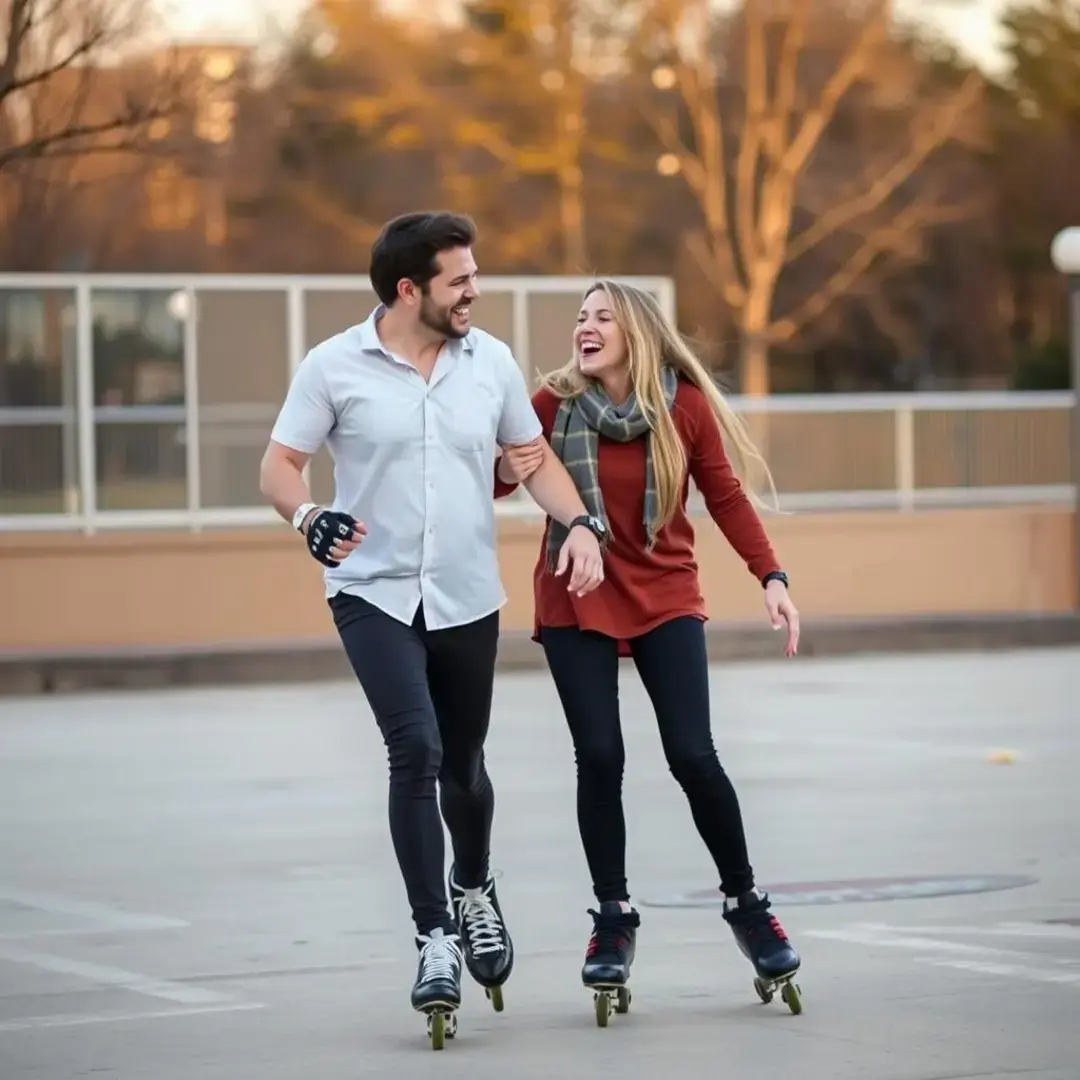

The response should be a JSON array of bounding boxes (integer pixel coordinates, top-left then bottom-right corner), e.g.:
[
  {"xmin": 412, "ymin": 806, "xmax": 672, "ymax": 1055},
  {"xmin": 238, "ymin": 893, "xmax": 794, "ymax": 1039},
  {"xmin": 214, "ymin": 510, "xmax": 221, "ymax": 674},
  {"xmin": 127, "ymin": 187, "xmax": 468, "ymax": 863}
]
[{"xmin": 0, "ymin": 647, "xmax": 1076, "ymax": 1078}]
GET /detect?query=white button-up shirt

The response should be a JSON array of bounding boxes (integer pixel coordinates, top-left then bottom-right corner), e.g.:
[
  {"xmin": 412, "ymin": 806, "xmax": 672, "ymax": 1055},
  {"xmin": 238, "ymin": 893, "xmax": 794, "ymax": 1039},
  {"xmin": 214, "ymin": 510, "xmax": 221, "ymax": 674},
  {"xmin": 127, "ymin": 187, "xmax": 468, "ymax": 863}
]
[{"xmin": 270, "ymin": 306, "xmax": 543, "ymax": 630}]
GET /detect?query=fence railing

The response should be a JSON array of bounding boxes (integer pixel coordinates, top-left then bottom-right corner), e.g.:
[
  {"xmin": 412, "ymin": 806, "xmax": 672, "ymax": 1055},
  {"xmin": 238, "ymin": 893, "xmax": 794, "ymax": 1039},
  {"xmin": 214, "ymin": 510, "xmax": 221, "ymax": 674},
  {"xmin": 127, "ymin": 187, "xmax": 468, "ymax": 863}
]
[
  {"xmin": 690, "ymin": 390, "xmax": 1076, "ymax": 515},
  {"xmin": 0, "ymin": 274, "xmax": 1073, "ymax": 533},
  {"xmin": 2, "ymin": 392, "xmax": 1072, "ymax": 533}
]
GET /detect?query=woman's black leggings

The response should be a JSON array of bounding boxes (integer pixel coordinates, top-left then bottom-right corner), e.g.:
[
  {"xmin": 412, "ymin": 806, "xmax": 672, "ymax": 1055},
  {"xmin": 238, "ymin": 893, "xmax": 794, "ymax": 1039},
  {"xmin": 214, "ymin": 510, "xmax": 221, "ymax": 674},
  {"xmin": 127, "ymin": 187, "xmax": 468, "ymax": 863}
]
[{"xmin": 539, "ymin": 616, "xmax": 755, "ymax": 902}]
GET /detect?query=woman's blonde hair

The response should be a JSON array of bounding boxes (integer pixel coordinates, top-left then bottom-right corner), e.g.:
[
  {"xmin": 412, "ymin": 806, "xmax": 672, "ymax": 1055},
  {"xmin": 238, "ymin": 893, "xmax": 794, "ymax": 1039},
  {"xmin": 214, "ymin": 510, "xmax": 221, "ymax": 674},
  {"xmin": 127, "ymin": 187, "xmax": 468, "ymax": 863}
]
[{"xmin": 541, "ymin": 279, "xmax": 779, "ymax": 534}]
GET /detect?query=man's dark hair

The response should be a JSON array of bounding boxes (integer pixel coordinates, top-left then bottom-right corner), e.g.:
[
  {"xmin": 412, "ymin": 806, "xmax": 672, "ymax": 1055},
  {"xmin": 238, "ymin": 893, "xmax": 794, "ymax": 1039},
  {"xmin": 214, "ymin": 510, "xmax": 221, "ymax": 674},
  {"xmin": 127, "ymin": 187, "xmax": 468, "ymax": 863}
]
[{"xmin": 368, "ymin": 211, "xmax": 477, "ymax": 306}]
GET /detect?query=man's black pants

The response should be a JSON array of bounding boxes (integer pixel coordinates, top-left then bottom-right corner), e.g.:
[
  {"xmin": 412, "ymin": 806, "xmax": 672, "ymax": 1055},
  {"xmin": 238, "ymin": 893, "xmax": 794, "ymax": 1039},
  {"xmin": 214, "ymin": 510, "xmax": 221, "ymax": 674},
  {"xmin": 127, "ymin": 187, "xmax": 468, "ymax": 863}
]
[{"xmin": 330, "ymin": 592, "xmax": 499, "ymax": 936}]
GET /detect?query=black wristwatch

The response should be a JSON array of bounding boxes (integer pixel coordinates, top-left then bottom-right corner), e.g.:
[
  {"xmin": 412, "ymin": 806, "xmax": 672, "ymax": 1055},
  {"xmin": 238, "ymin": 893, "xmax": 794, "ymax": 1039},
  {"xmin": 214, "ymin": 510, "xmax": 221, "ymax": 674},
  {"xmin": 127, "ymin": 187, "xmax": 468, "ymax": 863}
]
[
  {"xmin": 569, "ymin": 514, "xmax": 607, "ymax": 542},
  {"xmin": 762, "ymin": 570, "xmax": 789, "ymax": 589}
]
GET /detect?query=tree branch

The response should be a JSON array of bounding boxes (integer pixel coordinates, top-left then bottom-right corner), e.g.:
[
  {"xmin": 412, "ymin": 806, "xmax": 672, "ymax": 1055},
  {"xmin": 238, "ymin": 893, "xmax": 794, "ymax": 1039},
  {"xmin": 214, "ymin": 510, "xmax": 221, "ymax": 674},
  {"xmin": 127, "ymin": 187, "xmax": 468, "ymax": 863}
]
[
  {"xmin": 769, "ymin": 0, "xmax": 810, "ymax": 159},
  {"xmin": 0, "ymin": 111, "xmax": 160, "ymax": 169},
  {"xmin": 0, "ymin": 0, "xmax": 32, "ymax": 94},
  {"xmin": 647, "ymin": 0, "xmax": 746, "ymax": 307},
  {"xmin": 281, "ymin": 179, "xmax": 381, "ymax": 246},
  {"xmin": 769, "ymin": 199, "xmax": 979, "ymax": 342},
  {"xmin": 781, "ymin": 0, "xmax": 890, "ymax": 176},
  {"xmin": 735, "ymin": 0, "xmax": 767, "ymax": 270},
  {"xmin": 0, "ymin": 0, "xmax": 182, "ymax": 174},
  {"xmin": 684, "ymin": 228, "xmax": 745, "ymax": 309},
  {"xmin": 785, "ymin": 70, "xmax": 983, "ymax": 264},
  {"xmin": 1, "ymin": 26, "xmax": 109, "ymax": 98}
]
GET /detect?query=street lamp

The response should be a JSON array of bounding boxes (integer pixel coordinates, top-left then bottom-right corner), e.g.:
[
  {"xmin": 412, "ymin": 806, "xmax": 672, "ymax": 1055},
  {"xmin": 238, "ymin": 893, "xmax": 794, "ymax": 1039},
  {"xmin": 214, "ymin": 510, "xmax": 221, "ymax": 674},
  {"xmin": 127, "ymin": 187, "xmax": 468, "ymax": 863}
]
[{"xmin": 1049, "ymin": 227, "xmax": 1080, "ymax": 607}]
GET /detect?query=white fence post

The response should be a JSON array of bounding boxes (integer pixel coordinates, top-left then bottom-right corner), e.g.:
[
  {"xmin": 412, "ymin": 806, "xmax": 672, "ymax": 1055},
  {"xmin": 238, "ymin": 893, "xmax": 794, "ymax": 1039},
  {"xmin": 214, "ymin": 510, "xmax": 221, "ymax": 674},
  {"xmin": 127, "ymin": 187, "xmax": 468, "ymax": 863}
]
[
  {"xmin": 894, "ymin": 404, "xmax": 916, "ymax": 513},
  {"xmin": 74, "ymin": 282, "xmax": 96, "ymax": 536},
  {"xmin": 1050, "ymin": 228, "xmax": 1080, "ymax": 609}
]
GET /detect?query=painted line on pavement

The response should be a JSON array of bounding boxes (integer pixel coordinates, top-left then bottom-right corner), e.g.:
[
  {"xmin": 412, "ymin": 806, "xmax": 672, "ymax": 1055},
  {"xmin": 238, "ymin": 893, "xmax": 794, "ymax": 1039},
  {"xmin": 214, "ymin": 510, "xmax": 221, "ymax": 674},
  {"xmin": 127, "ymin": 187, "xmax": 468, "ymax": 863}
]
[
  {"xmin": 0, "ymin": 1002, "xmax": 266, "ymax": 1034},
  {"xmin": 0, "ymin": 885, "xmax": 188, "ymax": 933},
  {"xmin": 807, "ymin": 923, "xmax": 1080, "ymax": 989},
  {"xmin": 0, "ymin": 943, "xmax": 239, "ymax": 1006}
]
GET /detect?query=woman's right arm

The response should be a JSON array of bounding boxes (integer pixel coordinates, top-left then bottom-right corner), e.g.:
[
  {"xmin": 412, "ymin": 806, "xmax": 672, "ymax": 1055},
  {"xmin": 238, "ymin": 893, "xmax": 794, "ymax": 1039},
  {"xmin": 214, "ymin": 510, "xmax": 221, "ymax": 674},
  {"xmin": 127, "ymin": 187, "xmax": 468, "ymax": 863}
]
[{"xmin": 494, "ymin": 389, "xmax": 557, "ymax": 498}]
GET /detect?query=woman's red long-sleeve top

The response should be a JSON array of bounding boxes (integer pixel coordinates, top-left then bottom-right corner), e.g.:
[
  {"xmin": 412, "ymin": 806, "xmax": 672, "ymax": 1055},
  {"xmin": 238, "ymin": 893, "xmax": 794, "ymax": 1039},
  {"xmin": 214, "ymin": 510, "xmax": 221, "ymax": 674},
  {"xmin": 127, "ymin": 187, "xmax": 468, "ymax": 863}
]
[{"xmin": 495, "ymin": 379, "xmax": 782, "ymax": 650}]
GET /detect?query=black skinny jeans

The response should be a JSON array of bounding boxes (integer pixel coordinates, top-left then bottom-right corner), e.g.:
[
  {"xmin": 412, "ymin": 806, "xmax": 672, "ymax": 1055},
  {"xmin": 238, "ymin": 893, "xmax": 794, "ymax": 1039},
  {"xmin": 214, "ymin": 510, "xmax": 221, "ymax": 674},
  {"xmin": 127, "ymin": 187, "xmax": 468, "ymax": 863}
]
[
  {"xmin": 540, "ymin": 616, "xmax": 754, "ymax": 902},
  {"xmin": 331, "ymin": 593, "xmax": 499, "ymax": 936}
]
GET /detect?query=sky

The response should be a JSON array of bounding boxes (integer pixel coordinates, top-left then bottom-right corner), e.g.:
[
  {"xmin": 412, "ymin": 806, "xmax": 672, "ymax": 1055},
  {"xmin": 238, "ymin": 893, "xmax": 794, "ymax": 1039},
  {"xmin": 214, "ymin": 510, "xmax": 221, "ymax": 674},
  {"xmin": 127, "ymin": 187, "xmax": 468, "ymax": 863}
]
[{"xmin": 165, "ymin": 0, "xmax": 1013, "ymax": 74}]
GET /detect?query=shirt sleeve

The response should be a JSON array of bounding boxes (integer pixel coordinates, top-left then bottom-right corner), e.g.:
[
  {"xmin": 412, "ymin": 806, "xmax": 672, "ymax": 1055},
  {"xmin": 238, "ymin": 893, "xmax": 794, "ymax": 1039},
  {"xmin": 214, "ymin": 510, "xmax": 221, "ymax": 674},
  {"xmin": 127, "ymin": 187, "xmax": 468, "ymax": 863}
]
[
  {"xmin": 681, "ymin": 383, "xmax": 782, "ymax": 582},
  {"xmin": 269, "ymin": 349, "xmax": 336, "ymax": 455},
  {"xmin": 494, "ymin": 387, "xmax": 557, "ymax": 499},
  {"xmin": 496, "ymin": 347, "xmax": 544, "ymax": 447}
]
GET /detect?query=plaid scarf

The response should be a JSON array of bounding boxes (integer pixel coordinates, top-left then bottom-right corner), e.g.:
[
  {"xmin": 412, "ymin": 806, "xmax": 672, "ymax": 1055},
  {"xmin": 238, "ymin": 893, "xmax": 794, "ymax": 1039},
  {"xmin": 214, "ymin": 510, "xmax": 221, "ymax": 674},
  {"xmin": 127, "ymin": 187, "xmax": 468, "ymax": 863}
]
[{"xmin": 546, "ymin": 366, "xmax": 679, "ymax": 571}]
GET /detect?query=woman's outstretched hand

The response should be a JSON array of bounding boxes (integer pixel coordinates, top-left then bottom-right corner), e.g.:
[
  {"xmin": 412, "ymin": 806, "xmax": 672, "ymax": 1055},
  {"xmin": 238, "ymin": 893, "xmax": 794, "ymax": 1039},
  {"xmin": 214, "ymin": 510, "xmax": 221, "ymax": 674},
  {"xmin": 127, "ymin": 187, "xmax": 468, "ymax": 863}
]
[{"xmin": 765, "ymin": 579, "xmax": 799, "ymax": 657}]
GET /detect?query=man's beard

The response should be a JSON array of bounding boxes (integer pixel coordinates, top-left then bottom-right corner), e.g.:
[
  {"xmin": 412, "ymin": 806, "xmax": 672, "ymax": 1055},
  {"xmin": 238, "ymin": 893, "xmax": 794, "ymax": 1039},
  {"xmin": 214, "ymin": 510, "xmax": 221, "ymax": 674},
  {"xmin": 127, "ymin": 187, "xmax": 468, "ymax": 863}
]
[{"xmin": 419, "ymin": 293, "xmax": 468, "ymax": 339}]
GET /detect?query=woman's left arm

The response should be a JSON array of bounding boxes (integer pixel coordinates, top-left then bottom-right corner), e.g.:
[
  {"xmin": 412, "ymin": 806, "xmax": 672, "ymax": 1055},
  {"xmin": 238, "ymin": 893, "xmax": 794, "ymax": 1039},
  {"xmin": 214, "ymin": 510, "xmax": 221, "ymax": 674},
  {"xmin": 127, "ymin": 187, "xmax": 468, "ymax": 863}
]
[
  {"xmin": 683, "ymin": 390, "xmax": 781, "ymax": 582},
  {"xmin": 684, "ymin": 387, "xmax": 800, "ymax": 655}
]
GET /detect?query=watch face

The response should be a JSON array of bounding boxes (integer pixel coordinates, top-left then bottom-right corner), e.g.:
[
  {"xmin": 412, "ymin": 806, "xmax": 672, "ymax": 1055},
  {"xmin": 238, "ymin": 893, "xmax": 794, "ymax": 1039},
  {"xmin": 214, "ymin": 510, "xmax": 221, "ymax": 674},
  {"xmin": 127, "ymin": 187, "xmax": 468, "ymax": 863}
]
[{"xmin": 590, "ymin": 516, "xmax": 606, "ymax": 534}]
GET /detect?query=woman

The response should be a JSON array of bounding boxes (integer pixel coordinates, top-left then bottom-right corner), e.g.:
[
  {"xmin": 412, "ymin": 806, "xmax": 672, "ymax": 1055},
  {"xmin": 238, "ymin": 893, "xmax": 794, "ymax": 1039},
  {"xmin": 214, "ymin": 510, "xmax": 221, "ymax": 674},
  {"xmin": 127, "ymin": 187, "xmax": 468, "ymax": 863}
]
[{"xmin": 494, "ymin": 280, "xmax": 804, "ymax": 1018}]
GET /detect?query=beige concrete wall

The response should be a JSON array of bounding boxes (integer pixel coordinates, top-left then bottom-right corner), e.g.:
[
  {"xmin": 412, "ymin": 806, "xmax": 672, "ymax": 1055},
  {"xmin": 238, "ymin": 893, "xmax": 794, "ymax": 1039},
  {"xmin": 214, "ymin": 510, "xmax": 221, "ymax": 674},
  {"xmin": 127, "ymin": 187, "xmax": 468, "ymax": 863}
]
[{"xmin": 1, "ymin": 506, "xmax": 1074, "ymax": 652}]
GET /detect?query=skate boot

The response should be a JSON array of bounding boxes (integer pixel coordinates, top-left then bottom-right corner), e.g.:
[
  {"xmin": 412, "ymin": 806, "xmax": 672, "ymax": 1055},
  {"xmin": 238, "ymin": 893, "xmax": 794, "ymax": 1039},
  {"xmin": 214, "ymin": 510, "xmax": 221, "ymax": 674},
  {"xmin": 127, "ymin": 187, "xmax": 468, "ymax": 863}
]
[
  {"xmin": 722, "ymin": 888, "xmax": 803, "ymax": 1014},
  {"xmin": 582, "ymin": 901, "xmax": 640, "ymax": 1027},
  {"xmin": 410, "ymin": 927, "xmax": 462, "ymax": 1050},
  {"xmin": 448, "ymin": 867, "xmax": 513, "ymax": 1012}
]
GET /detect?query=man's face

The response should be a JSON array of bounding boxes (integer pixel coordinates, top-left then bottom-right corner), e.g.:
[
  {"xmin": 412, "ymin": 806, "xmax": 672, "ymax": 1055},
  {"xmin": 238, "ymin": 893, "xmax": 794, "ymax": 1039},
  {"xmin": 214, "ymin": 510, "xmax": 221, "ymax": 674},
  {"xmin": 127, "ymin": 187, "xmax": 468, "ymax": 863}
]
[{"xmin": 417, "ymin": 246, "xmax": 479, "ymax": 339}]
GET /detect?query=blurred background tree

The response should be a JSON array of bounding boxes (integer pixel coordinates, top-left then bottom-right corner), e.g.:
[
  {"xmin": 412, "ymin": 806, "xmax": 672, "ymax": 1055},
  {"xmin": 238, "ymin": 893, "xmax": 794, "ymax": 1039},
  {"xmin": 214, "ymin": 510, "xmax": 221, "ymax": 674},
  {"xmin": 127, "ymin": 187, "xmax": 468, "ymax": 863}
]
[{"xmin": 0, "ymin": 0, "xmax": 1076, "ymax": 392}]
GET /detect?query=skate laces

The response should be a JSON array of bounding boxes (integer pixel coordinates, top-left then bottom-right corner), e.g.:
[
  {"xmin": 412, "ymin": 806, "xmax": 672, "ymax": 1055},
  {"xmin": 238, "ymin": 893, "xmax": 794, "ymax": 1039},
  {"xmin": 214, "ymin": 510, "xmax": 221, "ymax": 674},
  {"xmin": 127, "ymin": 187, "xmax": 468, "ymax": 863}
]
[
  {"xmin": 730, "ymin": 901, "xmax": 788, "ymax": 942},
  {"xmin": 766, "ymin": 914, "xmax": 788, "ymax": 941},
  {"xmin": 586, "ymin": 908, "xmax": 636, "ymax": 958},
  {"xmin": 417, "ymin": 932, "xmax": 462, "ymax": 983},
  {"xmin": 456, "ymin": 883, "xmax": 505, "ymax": 956}
]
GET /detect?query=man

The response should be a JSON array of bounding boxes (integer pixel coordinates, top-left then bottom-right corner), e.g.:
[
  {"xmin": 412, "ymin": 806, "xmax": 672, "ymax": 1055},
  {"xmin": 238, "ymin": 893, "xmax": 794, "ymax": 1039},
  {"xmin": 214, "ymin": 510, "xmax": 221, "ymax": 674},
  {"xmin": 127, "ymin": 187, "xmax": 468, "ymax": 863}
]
[{"xmin": 259, "ymin": 211, "xmax": 607, "ymax": 1030}]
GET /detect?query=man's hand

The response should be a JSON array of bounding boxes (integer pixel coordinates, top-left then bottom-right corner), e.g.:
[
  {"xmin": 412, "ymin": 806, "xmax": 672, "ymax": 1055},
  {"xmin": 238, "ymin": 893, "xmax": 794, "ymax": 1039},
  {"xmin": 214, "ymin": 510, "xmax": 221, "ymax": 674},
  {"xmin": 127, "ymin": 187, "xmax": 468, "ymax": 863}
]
[
  {"xmin": 555, "ymin": 524, "xmax": 604, "ymax": 597},
  {"xmin": 764, "ymin": 579, "xmax": 799, "ymax": 657},
  {"xmin": 303, "ymin": 508, "xmax": 366, "ymax": 567},
  {"xmin": 497, "ymin": 440, "xmax": 545, "ymax": 485}
]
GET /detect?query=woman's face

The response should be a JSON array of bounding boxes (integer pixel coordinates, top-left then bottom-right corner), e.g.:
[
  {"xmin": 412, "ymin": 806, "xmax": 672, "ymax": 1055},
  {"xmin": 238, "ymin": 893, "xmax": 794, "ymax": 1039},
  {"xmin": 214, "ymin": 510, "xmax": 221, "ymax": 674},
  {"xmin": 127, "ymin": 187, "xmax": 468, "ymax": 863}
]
[{"xmin": 574, "ymin": 289, "xmax": 628, "ymax": 379}]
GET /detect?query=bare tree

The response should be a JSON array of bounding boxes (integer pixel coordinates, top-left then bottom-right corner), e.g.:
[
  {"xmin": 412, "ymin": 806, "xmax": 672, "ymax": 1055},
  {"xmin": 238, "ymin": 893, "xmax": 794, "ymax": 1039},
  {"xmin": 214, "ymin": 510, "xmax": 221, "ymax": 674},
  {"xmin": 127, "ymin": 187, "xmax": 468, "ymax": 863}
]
[
  {"xmin": 638, "ymin": 0, "xmax": 984, "ymax": 394},
  {"xmin": 0, "ymin": 0, "xmax": 182, "ymax": 172},
  {"xmin": 277, "ymin": 0, "xmax": 637, "ymax": 274},
  {"xmin": 447, "ymin": 0, "xmax": 635, "ymax": 274},
  {"xmin": 259, "ymin": 0, "xmax": 455, "ymax": 265}
]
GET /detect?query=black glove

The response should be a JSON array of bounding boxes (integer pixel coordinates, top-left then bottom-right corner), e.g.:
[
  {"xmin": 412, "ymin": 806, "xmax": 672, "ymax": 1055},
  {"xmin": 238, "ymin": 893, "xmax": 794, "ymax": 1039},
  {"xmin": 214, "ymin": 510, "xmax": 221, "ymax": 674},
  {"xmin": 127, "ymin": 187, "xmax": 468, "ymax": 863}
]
[{"xmin": 305, "ymin": 508, "xmax": 361, "ymax": 567}]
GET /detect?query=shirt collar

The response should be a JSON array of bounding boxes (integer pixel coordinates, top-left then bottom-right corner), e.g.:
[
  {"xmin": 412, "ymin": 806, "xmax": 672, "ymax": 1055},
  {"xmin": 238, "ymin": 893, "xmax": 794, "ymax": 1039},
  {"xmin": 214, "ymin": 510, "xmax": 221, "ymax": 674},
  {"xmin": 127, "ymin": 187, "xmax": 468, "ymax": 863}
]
[{"xmin": 358, "ymin": 303, "xmax": 475, "ymax": 356}]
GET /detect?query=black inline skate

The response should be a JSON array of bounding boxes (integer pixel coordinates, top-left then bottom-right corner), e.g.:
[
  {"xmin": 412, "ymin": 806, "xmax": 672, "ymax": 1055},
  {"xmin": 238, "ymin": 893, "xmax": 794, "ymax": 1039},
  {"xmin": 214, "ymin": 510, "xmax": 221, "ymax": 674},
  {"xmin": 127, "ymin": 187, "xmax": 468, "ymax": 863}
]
[
  {"xmin": 581, "ymin": 901, "xmax": 640, "ymax": 1027},
  {"xmin": 722, "ymin": 888, "xmax": 803, "ymax": 1014},
  {"xmin": 448, "ymin": 868, "xmax": 514, "ymax": 1012},
  {"xmin": 410, "ymin": 927, "xmax": 463, "ymax": 1050}
]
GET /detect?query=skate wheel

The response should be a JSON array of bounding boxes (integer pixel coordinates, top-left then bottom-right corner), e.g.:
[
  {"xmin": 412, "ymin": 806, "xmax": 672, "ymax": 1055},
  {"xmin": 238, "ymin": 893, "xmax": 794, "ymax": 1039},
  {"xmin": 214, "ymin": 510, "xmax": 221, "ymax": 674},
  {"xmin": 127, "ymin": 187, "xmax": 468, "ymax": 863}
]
[
  {"xmin": 753, "ymin": 977, "xmax": 774, "ymax": 1004},
  {"xmin": 486, "ymin": 985, "xmax": 504, "ymax": 1013},
  {"xmin": 615, "ymin": 987, "xmax": 631, "ymax": 1014},
  {"xmin": 594, "ymin": 990, "xmax": 611, "ymax": 1027},
  {"xmin": 780, "ymin": 981, "xmax": 802, "ymax": 1015},
  {"xmin": 425, "ymin": 1009, "xmax": 457, "ymax": 1049},
  {"xmin": 426, "ymin": 1011, "xmax": 446, "ymax": 1051}
]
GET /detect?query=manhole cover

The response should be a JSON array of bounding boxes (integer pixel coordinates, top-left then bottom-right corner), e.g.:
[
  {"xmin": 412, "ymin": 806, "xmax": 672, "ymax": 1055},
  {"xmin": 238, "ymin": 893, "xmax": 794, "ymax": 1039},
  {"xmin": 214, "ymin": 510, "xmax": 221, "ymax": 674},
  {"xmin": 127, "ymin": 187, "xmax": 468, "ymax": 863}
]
[{"xmin": 639, "ymin": 874, "xmax": 1037, "ymax": 908}]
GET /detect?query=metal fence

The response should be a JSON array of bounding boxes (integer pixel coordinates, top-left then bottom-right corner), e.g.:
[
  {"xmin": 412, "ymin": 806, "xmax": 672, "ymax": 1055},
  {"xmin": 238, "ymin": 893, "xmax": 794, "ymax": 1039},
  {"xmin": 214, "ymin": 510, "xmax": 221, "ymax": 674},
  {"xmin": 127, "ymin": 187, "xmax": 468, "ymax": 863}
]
[{"xmin": 0, "ymin": 273, "xmax": 1073, "ymax": 534}]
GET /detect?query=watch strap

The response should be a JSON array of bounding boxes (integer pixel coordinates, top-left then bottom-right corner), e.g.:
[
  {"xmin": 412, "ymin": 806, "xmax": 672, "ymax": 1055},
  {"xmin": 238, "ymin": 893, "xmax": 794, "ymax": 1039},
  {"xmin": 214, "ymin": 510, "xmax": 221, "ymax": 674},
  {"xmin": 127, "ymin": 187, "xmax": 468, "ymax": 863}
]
[
  {"xmin": 292, "ymin": 502, "xmax": 319, "ymax": 532},
  {"xmin": 569, "ymin": 514, "xmax": 606, "ymax": 542}
]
